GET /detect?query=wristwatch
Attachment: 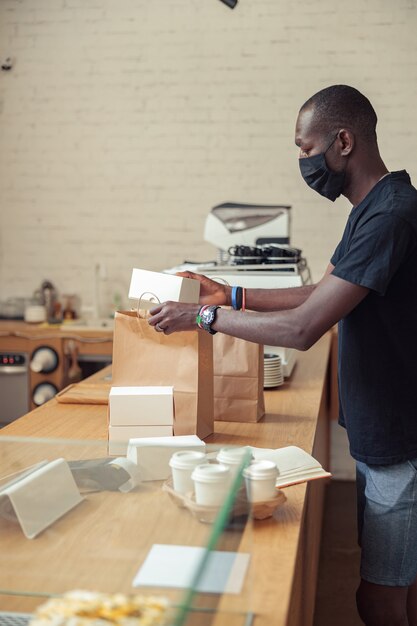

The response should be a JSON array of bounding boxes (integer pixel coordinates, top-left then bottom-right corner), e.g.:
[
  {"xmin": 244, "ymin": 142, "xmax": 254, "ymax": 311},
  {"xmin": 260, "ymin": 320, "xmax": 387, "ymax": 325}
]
[{"xmin": 197, "ymin": 305, "xmax": 221, "ymax": 335}]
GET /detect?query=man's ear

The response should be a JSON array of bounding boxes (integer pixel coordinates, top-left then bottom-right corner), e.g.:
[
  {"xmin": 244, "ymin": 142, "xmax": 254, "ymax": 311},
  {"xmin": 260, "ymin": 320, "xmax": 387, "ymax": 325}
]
[{"xmin": 338, "ymin": 128, "xmax": 354, "ymax": 156}]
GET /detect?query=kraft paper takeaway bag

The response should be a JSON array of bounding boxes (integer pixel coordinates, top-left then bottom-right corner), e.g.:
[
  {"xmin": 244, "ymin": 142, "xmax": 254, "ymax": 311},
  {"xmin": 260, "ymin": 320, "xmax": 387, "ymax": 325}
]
[
  {"xmin": 112, "ymin": 311, "xmax": 214, "ymax": 439},
  {"xmin": 213, "ymin": 334, "xmax": 265, "ymax": 423}
]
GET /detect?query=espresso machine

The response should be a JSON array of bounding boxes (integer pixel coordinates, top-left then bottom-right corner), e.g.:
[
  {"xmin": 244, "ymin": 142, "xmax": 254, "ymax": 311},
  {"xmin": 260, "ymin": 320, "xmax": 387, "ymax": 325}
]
[{"xmin": 167, "ymin": 203, "xmax": 313, "ymax": 377}]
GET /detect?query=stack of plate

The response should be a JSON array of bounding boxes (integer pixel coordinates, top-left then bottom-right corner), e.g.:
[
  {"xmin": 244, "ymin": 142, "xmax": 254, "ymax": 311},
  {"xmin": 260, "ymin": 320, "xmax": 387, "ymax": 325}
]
[{"xmin": 263, "ymin": 353, "xmax": 284, "ymax": 389}]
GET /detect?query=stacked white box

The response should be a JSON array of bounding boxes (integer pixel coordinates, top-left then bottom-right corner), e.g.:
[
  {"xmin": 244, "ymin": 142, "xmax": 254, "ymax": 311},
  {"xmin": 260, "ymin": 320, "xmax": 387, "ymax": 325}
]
[
  {"xmin": 109, "ymin": 386, "xmax": 173, "ymax": 426},
  {"xmin": 108, "ymin": 386, "xmax": 174, "ymax": 455},
  {"xmin": 128, "ymin": 268, "xmax": 200, "ymax": 310},
  {"xmin": 108, "ymin": 425, "xmax": 174, "ymax": 456},
  {"xmin": 127, "ymin": 435, "xmax": 206, "ymax": 481}
]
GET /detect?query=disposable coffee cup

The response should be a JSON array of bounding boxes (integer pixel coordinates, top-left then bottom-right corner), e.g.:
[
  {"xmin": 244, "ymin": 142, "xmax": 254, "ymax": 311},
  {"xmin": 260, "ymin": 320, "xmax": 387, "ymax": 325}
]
[
  {"xmin": 243, "ymin": 460, "xmax": 279, "ymax": 502},
  {"xmin": 216, "ymin": 447, "xmax": 253, "ymax": 482},
  {"xmin": 191, "ymin": 463, "xmax": 231, "ymax": 506},
  {"xmin": 169, "ymin": 450, "xmax": 206, "ymax": 495}
]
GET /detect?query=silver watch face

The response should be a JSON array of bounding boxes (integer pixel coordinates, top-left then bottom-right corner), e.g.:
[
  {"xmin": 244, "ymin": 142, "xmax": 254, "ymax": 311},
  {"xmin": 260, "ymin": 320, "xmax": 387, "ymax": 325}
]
[{"xmin": 202, "ymin": 308, "xmax": 215, "ymax": 325}]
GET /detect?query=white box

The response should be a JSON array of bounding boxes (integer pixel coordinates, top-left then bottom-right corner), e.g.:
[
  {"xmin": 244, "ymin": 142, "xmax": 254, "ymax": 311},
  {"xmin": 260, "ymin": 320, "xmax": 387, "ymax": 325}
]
[
  {"xmin": 127, "ymin": 435, "xmax": 206, "ymax": 481},
  {"xmin": 109, "ymin": 386, "xmax": 174, "ymax": 426},
  {"xmin": 108, "ymin": 425, "xmax": 174, "ymax": 456},
  {"xmin": 128, "ymin": 268, "xmax": 200, "ymax": 310}
]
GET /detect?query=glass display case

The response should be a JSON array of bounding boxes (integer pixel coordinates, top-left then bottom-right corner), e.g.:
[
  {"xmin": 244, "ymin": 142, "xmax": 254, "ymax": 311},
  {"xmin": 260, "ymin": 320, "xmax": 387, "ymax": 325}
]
[{"xmin": 0, "ymin": 436, "xmax": 254, "ymax": 626}]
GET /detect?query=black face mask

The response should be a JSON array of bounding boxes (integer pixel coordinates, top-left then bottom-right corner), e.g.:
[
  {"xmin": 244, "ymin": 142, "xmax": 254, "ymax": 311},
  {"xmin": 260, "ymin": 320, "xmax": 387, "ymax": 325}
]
[{"xmin": 299, "ymin": 135, "xmax": 346, "ymax": 201}]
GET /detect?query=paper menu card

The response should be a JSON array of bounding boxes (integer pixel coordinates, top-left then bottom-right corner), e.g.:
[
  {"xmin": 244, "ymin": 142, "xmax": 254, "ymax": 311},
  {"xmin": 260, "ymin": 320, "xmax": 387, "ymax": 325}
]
[
  {"xmin": 132, "ymin": 544, "xmax": 250, "ymax": 594},
  {"xmin": 0, "ymin": 458, "xmax": 84, "ymax": 539},
  {"xmin": 250, "ymin": 445, "xmax": 331, "ymax": 488}
]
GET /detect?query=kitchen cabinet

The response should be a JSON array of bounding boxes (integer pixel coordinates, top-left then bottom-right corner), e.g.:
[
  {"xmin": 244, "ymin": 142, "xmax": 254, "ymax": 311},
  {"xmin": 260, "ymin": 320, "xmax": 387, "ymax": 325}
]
[{"xmin": 0, "ymin": 321, "xmax": 113, "ymax": 416}]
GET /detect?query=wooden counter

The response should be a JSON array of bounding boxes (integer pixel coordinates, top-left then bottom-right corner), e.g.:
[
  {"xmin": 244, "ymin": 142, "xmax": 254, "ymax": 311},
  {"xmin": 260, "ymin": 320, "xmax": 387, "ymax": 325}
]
[
  {"xmin": 0, "ymin": 319, "xmax": 113, "ymax": 338},
  {"xmin": 0, "ymin": 333, "xmax": 331, "ymax": 626}
]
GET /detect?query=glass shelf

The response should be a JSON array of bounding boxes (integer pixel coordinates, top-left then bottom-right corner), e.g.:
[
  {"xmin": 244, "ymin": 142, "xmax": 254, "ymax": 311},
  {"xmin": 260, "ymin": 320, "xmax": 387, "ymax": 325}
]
[{"xmin": 0, "ymin": 436, "xmax": 254, "ymax": 625}]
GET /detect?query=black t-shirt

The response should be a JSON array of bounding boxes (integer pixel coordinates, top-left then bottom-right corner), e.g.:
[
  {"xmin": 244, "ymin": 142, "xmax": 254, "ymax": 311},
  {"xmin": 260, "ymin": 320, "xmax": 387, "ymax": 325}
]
[{"xmin": 331, "ymin": 170, "xmax": 417, "ymax": 465}]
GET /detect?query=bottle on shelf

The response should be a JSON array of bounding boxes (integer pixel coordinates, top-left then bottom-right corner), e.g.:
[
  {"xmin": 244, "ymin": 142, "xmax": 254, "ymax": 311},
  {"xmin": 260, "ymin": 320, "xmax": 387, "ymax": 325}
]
[
  {"xmin": 63, "ymin": 296, "xmax": 77, "ymax": 320},
  {"xmin": 40, "ymin": 280, "xmax": 57, "ymax": 322}
]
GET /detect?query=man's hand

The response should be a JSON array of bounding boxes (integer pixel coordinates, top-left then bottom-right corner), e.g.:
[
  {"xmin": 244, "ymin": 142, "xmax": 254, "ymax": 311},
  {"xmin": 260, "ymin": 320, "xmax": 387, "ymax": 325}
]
[
  {"xmin": 176, "ymin": 271, "xmax": 231, "ymax": 306},
  {"xmin": 148, "ymin": 301, "xmax": 200, "ymax": 335}
]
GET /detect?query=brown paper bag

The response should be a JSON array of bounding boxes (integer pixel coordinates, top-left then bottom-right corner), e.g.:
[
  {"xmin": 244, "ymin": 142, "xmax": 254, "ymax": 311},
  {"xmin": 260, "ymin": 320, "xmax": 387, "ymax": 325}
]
[
  {"xmin": 213, "ymin": 334, "xmax": 265, "ymax": 423},
  {"xmin": 111, "ymin": 311, "xmax": 214, "ymax": 439}
]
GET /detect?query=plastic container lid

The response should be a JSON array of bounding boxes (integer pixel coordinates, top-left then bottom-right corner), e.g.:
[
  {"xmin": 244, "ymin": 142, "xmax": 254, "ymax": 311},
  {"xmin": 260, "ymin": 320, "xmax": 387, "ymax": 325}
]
[
  {"xmin": 216, "ymin": 446, "xmax": 253, "ymax": 466},
  {"xmin": 243, "ymin": 460, "xmax": 279, "ymax": 480},
  {"xmin": 191, "ymin": 463, "xmax": 230, "ymax": 483},
  {"xmin": 169, "ymin": 450, "xmax": 206, "ymax": 470}
]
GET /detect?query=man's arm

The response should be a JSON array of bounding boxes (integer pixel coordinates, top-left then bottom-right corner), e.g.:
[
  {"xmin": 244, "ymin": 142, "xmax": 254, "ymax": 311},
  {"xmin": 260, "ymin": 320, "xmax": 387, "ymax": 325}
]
[
  {"xmin": 210, "ymin": 272, "xmax": 367, "ymax": 350},
  {"xmin": 177, "ymin": 263, "xmax": 335, "ymax": 311},
  {"xmin": 149, "ymin": 270, "xmax": 368, "ymax": 351},
  {"xmin": 243, "ymin": 262, "xmax": 335, "ymax": 311}
]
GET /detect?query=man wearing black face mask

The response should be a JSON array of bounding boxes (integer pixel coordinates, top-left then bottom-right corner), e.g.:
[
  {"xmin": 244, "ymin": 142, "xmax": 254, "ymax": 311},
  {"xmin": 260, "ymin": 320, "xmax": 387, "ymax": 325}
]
[
  {"xmin": 298, "ymin": 132, "xmax": 348, "ymax": 201},
  {"xmin": 149, "ymin": 85, "xmax": 417, "ymax": 626}
]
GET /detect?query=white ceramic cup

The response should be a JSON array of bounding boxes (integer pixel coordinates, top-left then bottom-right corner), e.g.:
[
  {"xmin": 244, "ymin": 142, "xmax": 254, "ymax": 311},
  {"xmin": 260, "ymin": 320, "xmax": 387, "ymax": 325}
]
[
  {"xmin": 243, "ymin": 460, "xmax": 279, "ymax": 502},
  {"xmin": 216, "ymin": 447, "xmax": 253, "ymax": 482},
  {"xmin": 191, "ymin": 463, "xmax": 231, "ymax": 506},
  {"xmin": 24, "ymin": 305, "xmax": 46, "ymax": 324},
  {"xmin": 169, "ymin": 450, "xmax": 206, "ymax": 495}
]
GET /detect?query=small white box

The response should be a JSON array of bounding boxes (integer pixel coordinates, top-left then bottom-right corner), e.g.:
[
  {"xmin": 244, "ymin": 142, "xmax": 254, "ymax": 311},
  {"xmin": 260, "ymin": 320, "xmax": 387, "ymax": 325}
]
[
  {"xmin": 128, "ymin": 268, "xmax": 200, "ymax": 310},
  {"xmin": 127, "ymin": 435, "xmax": 206, "ymax": 481},
  {"xmin": 108, "ymin": 425, "xmax": 174, "ymax": 456},
  {"xmin": 109, "ymin": 386, "xmax": 174, "ymax": 426}
]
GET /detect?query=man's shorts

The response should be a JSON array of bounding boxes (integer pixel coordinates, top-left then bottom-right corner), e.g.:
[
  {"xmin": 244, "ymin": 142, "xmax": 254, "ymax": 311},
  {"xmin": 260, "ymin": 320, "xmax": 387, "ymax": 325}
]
[{"xmin": 356, "ymin": 457, "xmax": 417, "ymax": 587}]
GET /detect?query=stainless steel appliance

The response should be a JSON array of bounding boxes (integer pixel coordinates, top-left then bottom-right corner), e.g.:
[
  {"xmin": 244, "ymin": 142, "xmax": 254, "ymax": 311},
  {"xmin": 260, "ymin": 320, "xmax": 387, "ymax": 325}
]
[
  {"xmin": 166, "ymin": 202, "xmax": 312, "ymax": 377},
  {"xmin": 168, "ymin": 203, "xmax": 311, "ymax": 289},
  {"xmin": 0, "ymin": 352, "xmax": 30, "ymax": 424}
]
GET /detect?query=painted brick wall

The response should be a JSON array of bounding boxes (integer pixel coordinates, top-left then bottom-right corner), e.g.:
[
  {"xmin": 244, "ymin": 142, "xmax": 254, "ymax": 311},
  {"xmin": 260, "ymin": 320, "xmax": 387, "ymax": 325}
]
[{"xmin": 0, "ymin": 0, "xmax": 416, "ymax": 313}]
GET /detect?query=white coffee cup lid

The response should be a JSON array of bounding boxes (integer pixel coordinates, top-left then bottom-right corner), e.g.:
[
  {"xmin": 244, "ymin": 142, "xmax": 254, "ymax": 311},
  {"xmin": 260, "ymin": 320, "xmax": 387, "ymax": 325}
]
[
  {"xmin": 191, "ymin": 463, "xmax": 230, "ymax": 483},
  {"xmin": 216, "ymin": 446, "xmax": 253, "ymax": 465},
  {"xmin": 243, "ymin": 460, "xmax": 279, "ymax": 480},
  {"xmin": 169, "ymin": 450, "xmax": 206, "ymax": 470}
]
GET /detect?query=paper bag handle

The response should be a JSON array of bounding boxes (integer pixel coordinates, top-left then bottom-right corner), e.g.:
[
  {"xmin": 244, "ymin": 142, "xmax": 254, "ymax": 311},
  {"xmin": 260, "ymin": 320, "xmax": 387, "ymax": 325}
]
[
  {"xmin": 214, "ymin": 277, "xmax": 230, "ymax": 286},
  {"xmin": 135, "ymin": 292, "xmax": 161, "ymax": 319}
]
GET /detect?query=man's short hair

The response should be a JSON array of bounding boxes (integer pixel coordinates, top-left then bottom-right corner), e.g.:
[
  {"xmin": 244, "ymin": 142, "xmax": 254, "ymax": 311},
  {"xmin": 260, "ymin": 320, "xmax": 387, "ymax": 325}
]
[{"xmin": 300, "ymin": 85, "xmax": 378, "ymax": 143}]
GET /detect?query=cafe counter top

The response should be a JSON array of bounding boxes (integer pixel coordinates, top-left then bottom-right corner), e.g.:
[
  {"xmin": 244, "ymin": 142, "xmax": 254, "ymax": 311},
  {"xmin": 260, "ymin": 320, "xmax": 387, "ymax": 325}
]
[{"xmin": 0, "ymin": 332, "xmax": 332, "ymax": 626}]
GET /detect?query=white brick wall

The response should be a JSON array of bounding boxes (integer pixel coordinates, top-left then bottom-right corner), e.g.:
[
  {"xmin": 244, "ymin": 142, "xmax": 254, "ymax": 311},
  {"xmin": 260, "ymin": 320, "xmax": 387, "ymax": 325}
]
[{"xmin": 0, "ymin": 0, "xmax": 416, "ymax": 313}]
